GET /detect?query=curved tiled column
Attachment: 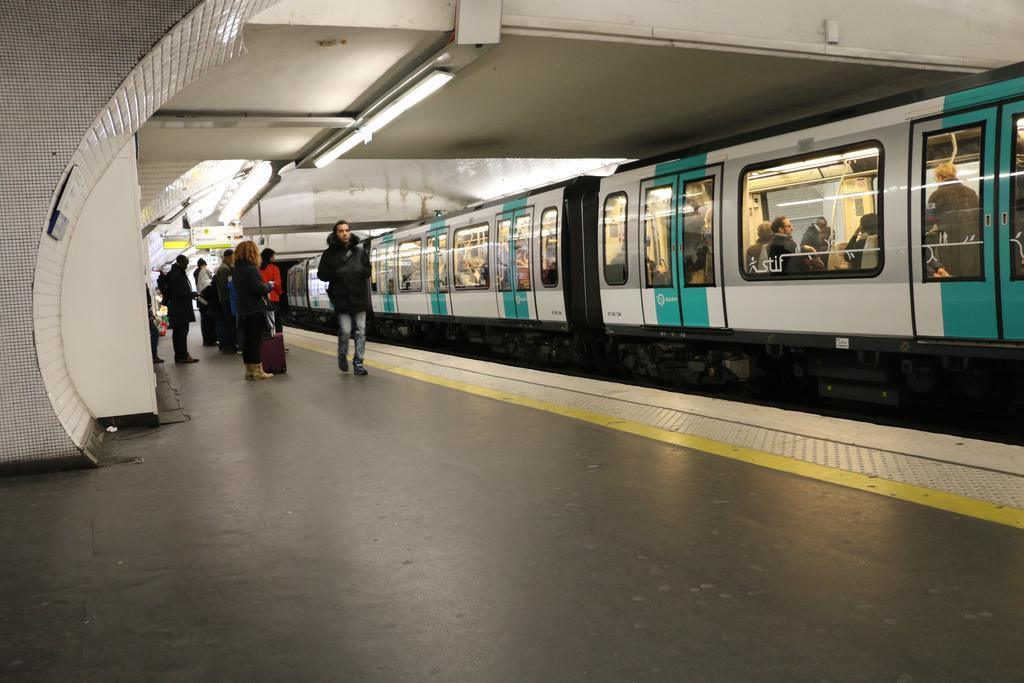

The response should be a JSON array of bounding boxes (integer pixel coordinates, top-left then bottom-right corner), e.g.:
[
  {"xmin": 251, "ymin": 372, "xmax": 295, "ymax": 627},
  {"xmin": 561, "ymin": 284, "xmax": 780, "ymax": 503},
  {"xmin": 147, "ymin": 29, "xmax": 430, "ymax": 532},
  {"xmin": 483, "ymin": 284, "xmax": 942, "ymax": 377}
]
[{"xmin": 0, "ymin": 0, "xmax": 279, "ymax": 470}]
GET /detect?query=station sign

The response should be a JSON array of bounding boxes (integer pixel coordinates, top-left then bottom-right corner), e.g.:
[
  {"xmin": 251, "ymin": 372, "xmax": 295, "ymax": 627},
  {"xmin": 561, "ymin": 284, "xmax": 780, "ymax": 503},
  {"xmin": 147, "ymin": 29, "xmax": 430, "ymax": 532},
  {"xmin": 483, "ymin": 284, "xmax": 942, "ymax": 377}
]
[
  {"xmin": 192, "ymin": 226, "xmax": 243, "ymax": 250},
  {"xmin": 162, "ymin": 232, "xmax": 191, "ymax": 250}
]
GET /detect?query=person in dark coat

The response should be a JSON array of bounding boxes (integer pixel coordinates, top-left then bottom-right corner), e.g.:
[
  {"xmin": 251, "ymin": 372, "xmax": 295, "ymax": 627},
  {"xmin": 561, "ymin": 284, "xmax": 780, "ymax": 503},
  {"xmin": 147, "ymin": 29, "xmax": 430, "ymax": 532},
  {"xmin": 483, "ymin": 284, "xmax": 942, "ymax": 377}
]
[
  {"xmin": 844, "ymin": 213, "xmax": 879, "ymax": 271},
  {"xmin": 745, "ymin": 221, "xmax": 772, "ymax": 274},
  {"xmin": 146, "ymin": 284, "xmax": 163, "ymax": 364},
  {"xmin": 926, "ymin": 162, "xmax": 981, "ymax": 278},
  {"xmin": 165, "ymin": 254, "xmax": 198, "ymax": 363},
  {"xmin": 214, "ymin": 249, "xmax": 238, "ymax": 354},
  {"xmin": 800, "ymin": 216, "xmax": 832, "ymax": 254},
  {"xmin": 766, "ymin": 216, "xmax": 798, "ymax": 275},
  {"xmin": 232, "ymin": 240, "xmax": 275, "ymax": 380},
  {"xmin": 317, "ymin": 220, "xmax": 371, "ymax": 375},
  {"xmin": 193, "ymin": 257, "xmax": 218, "ymax": 346}
]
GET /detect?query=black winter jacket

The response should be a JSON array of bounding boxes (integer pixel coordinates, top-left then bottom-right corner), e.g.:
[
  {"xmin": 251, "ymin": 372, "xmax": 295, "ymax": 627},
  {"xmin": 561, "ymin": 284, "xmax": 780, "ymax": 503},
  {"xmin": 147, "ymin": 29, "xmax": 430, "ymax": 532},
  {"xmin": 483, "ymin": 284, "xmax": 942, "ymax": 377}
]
[
  {"xmin": 233, "ymin": 260, "xmax": 273, "ymax": 317},
  {"xmin": 165, "ymin": 264, "xmax": 196, "ymax": 324},
  {"xmin": 317, "ymin": 233, "xmax": 371, "ymax": 313},
  {"xmin": 766, "ymin": 234, "xmax": 798, "ymax": 275}
]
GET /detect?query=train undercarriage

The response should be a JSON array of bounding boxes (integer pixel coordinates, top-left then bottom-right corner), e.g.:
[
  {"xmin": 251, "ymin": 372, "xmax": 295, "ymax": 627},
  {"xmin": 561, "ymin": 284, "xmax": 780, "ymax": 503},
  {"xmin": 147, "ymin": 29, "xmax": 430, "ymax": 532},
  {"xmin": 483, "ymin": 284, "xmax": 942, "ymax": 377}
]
[
  {"xmin": 366, "ymin": 313, "xmax": 1015, "ymax": 413},
  {"xmin": 354, "ymin": 314, "xmax": 1021, "ymax": 421}
]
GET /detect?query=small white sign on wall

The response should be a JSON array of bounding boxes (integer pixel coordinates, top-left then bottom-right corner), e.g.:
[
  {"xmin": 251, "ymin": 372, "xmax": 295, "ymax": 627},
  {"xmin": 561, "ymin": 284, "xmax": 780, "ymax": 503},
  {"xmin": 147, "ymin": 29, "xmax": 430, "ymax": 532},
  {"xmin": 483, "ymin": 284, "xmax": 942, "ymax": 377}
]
[{"xmin": 47, "ymin": 165, "xmax": 84, "ymax": 241}]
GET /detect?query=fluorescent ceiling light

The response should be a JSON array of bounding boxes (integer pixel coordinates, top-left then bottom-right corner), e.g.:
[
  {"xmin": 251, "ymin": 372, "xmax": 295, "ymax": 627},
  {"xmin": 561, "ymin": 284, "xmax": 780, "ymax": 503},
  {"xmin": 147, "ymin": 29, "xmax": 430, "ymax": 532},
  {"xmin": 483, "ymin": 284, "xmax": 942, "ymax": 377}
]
[
  {"xmin": 314, "ymin": 70, "xmax": 454, "ymax": 168},
  {"xmin": 186, "ymin": 177, "xmax": 233, "ymax": 225},
  {"xmin": 219, "ymin": 161, "xmax": 272, "ymax": 224},
  {"xmin": 314, "ymin": 133, "xmax": 365, "ymax": 169},
  {"xmin": 363, "ymin": 71, "xmax": 453, "ymax": 135},
  {"xmin": 751, "ymin": 148, "xmax": 879, "ymax": 179}
]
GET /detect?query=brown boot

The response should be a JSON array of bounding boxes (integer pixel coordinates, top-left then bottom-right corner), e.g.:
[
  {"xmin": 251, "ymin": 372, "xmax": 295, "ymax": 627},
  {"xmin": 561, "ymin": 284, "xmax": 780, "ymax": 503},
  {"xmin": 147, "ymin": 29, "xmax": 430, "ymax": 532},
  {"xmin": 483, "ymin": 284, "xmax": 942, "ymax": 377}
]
[
  {"xmin": 252, "ymin": 363, "xmax": 274, "ymax": 380},
  {"xmin": 244, "ymin": 363, "xmax": 256, "ymax": 380}
]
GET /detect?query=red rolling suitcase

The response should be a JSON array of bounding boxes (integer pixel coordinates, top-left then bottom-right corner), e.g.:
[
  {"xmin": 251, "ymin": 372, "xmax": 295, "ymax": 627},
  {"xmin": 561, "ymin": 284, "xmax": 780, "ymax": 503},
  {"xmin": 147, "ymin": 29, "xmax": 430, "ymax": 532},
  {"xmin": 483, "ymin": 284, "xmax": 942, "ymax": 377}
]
[{"xmin": 261, "ymin": 333, "xmax": 287, "ymax": 374}]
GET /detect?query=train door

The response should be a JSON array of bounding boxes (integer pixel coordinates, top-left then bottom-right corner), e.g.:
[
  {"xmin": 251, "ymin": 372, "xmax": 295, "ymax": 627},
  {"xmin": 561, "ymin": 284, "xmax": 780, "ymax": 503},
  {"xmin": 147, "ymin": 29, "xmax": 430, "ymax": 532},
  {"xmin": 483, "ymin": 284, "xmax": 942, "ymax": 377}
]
[
  {"xmin": 369, "ymin": 246, "xmax": 383, "ymax": 314},
  {"xmin": 533, "ymin": 205, "xmax": 566, "ymax": 321},
  {"xmin": 676, "ymin": 167, "xmax": 726, "ymax": 328},
  {"xmin": 638, "ymin": 164, "xmax": 726, "ymax": 328},
  {"xmin": 999, "ymin": 99, "xmax": 1024, "ymax": 339},
  {"xmin": 639, "ymin": 175, "xmax": 681, "ymax": 325},
  {"xmin": 378, "ymin": 239, "xmax": 398, "ymax": 313},
  {"xmin": 425, "ymin": 223, "xmax": 452, "ymax": 315},
  {"xmin": 910, "ymin": 109, "xmax": 998, "ymax": 339},
  {"xmin": 494, "ymin": 207, "xmax": 534, "ymax": 320}
]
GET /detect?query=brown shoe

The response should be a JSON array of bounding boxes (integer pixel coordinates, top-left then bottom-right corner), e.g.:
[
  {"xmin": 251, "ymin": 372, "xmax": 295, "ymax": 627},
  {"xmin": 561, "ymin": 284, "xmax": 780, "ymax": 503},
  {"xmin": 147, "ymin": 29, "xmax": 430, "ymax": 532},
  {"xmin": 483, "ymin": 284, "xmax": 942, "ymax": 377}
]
[
  {"xmin": 175, "ymin": 356, "xmax": 199, "ymax": 364},
  {"xmin": 252, "ymin": 364, "xmax": 275, "ymax": 380}
]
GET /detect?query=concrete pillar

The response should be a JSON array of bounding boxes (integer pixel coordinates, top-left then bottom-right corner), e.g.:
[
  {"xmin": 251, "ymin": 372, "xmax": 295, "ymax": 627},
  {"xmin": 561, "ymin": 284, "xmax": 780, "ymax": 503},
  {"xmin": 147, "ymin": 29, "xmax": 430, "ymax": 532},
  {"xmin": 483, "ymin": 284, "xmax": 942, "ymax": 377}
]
[{"xmin": 61, "ymin": 140, "xmax": 159, "ymax": 426}]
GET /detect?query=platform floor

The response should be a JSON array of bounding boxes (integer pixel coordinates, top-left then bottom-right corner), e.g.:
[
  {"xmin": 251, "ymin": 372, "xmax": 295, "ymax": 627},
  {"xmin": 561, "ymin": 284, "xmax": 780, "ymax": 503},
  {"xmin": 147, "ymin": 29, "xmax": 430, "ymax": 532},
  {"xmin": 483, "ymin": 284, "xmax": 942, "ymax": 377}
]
[{"xmin": 1, "ymin": 328, "xmax": 1023, "ymax": 681}]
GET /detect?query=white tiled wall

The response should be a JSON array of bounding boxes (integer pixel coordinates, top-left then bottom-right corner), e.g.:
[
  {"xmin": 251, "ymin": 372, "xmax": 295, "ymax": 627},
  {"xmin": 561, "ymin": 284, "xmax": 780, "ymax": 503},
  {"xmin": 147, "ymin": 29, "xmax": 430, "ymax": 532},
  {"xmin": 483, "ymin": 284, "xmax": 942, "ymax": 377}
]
[{"xmin": 2, "ymin": 0, "xmax": 280, "ymax": 469}]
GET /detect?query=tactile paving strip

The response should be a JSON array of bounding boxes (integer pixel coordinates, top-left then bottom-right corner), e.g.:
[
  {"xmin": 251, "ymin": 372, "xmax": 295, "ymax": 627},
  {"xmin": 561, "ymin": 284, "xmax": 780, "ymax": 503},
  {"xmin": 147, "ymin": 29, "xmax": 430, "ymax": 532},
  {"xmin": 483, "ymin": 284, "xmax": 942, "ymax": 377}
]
[{"xmin": 291, "ymin": 331, "xmax": 1024, "ymax": 511}]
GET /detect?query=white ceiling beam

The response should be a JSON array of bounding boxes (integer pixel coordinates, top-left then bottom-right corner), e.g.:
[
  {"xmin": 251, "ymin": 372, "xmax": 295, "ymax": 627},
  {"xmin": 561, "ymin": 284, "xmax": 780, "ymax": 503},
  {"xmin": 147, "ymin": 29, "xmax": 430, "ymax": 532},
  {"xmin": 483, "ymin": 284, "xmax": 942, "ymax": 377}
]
[
  {"xmin": 501, "ymin": 0, "xmax": 1024, "ymax": 73},
  {"xmin": 148, "ymin": 114, "xmax": 356, "ymax": 129},
  {"xmin": 250, "ymin": 0, "xmax": 455, "ymax": 31}
]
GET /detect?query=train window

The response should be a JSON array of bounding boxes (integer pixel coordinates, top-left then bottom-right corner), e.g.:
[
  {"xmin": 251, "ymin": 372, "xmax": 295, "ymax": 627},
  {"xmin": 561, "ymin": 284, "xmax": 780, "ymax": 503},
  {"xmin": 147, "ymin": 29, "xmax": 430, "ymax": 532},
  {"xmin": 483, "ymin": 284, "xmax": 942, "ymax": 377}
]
[
  {"xmin": 540, "ymin": 207, "xmax": 558, "ymax": 287},
  {"xmin": 682, "ymin": 178, "xmax": 715, "ymax": 286},
  {"xmin": 514, "ymin": 214, "xmax": 531, "ymax": 291},
  {"xmin": 425, "ymin": 232, "xmax": 450, "ymax": 294},
  {"xmin": 398, "ymin": 239, "xmax": 422, "ymax": 292},
  {"xmin": 742, "ymin": 144, "xmax": 882, "ymax": 279},
  {"xmin": 381, "ymin": 244, "xmax": 397, "ymax": 295},
  {"xmin": 1014, "ymin": 117, "xmax": 1024, "ymax": 280},
  {"xmin": 453, "ymin": 224, "xmax": 490, "ymax": 289},
  {"xmin": 373, "ymin": 250, "xmax": 379, "ymax": 293},
  {"xmin": 922, "ymin": 126, "xmax": 983, "ymax": 281},
  {"xmin": 496, "ymin": 218, "xmax": 512, "ymax": 292},
  {"xmin": 643, "ymin": 185, "xmax": 673, "ymax": 288},
  {"xmin": 603, "ymin": 192, "xmax": 628, "ymax": 285}
]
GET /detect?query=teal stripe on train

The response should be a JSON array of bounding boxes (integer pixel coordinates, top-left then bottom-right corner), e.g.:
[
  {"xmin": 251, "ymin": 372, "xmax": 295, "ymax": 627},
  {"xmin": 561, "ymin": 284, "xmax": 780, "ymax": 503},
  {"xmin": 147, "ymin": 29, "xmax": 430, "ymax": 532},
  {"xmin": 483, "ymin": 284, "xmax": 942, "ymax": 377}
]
[
  {"xmin": 499, "ymin": 198, "xmax": 527, "ymax": 319},
  {"xmin": 937, "ymin": 108, "xmax": 997, "ymax": 338},
  {"xmin": 502, "ymin": 196, "xmax": 527, "ymax": 212},
  {"xmin": 943, "ymin": 77, "xmax": 1024, "ymax": 113},
  {"xmin": 429, "ymin": 220, "xmax": 448, "ymax": 316},
  {"xmin": 999, "ymin": 100, "xmax": 1024, "ymax": 339},
  {"xmin": 380, "ymin": 232, "xmax": 396, "ymax": 314},
  {"xmin": 654, "ymin": 154, "xmax": 710, "ymax": 328}
]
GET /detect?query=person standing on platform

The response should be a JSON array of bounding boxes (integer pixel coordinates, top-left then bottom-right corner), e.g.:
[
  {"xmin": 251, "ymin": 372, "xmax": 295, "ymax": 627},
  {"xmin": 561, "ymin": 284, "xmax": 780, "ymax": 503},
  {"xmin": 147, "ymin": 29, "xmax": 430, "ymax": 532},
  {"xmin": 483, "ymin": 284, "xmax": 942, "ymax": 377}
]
[
  {"xmin": 193, "ymin": 257, "xmax": 218, "ymax": 347},
  {"xmin": 317, "ymin": 220, "xmax": 371, "ymax": 376},
  {"xmin": 260, "ymin": 248, "xmax": 284, "ymax": 335},
  {"xmin": 233, "ymin": 241, "xmax": 275, "ymax": 381},
  {"xmin": 165, "ymin": 254, "xmax": 199, "ymax": 364},
  {"xmin": 146, "ymin": 284, "xmax": 163, "ymax": 364},
  {"xmin": 214, "ymin": 249, "xmax": 238, "ymax": 354}
]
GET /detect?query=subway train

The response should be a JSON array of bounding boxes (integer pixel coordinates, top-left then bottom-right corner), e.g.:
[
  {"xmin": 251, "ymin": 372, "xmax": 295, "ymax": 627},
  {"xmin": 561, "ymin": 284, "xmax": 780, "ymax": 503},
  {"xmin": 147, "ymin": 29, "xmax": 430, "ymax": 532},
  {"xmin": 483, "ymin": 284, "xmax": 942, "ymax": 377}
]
[{"xmin": 287, "ymin": 64, "xmax": 1024, "ymax": 409}]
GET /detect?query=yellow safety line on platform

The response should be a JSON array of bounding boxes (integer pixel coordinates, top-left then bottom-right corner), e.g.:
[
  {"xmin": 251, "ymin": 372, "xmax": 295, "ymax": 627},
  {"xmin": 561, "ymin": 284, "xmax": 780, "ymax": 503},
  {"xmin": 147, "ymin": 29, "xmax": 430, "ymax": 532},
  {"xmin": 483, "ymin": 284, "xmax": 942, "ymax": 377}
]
[{"xmin": 288, "ymin": 336, "xmax": 1024, "ymax": 530}]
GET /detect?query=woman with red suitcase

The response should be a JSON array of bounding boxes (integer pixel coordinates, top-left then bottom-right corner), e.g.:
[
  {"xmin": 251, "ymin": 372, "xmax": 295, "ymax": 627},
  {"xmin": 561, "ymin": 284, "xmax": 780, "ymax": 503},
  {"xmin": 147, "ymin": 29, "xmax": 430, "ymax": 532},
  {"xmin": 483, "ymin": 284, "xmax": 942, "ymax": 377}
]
[{"xmin": 233, "ymin": 241, "xmax": 276, "ymax": 381}]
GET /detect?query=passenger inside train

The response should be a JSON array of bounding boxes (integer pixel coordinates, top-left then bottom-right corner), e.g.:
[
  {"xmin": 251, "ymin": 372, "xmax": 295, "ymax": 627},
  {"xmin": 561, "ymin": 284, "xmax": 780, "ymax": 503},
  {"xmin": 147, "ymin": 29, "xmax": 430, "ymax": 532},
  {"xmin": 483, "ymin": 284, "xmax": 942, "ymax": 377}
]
[
  {"xmin": 682, "ymin": 180, "xmax": 715, "ymax": 285},
  {"xmin": 924, "ymin": 140, "xmax": 982, "ymax": 280},
  {"xmin": 743, "ymin": 146, "xmax": 881, "ymax": 277}
]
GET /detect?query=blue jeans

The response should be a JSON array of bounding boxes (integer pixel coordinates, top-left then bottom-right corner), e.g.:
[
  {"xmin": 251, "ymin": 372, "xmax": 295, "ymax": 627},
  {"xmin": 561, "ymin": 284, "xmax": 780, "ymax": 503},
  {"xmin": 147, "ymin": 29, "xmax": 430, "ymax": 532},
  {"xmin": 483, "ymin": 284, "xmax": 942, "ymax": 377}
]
[
  {"xmin": 338, "ymin": 311, "xmax": 366, "ymax": 365},
  {"xmin": 217, "ymin": 310, "xmax": 237, "ymax": 351}
]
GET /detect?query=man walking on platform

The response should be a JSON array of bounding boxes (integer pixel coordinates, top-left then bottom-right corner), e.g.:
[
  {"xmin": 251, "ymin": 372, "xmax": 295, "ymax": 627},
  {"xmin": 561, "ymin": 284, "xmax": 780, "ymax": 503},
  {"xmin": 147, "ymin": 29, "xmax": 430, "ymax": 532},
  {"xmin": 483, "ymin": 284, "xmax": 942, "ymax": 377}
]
[
  {"xmin": 166, "ymin": 254, "xmax": 199, "ymax": 364},
  {"xmin": 214, "ymin": 249, "xmax": 238, "ymax": 354},
  {"xmin": 317, "ymin": 220, "xmax": 372, "ymax": 375}
]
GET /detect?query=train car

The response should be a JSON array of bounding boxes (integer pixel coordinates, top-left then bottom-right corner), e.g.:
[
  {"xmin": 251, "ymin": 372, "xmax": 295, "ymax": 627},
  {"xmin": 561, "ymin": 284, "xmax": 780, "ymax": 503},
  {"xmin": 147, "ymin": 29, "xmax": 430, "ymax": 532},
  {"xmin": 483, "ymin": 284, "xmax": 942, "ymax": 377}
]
[
  {"xmin": 362, "ymin": 178, "xmax": 600, "ymax": 365},
  {"xmin": 286, "ymin": 253, "xmax": 336, "ymax": 327},
  {"xmin": 588, "ymin": 65, "xmax": 1024, "ymax": 405},
  {"xmin": 290, "ymin": 62, "xmax": 1024, "ymax": 409}
]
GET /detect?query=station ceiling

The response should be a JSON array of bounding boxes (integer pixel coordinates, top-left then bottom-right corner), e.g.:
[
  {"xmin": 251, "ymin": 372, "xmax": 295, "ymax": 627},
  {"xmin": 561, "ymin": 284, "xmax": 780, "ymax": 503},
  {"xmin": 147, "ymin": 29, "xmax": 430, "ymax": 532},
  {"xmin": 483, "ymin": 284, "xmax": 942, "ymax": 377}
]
[{"xmin": 136, "ymin": 21, "xmax": 965, "ymax": 218}]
